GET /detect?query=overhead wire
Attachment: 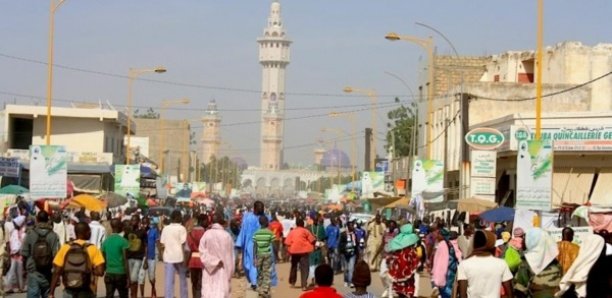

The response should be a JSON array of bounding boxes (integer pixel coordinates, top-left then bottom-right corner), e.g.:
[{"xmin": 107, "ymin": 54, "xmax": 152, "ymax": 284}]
[{"xmin": 0, "ymin": 52, "xmax": 424, "ymax": 99}]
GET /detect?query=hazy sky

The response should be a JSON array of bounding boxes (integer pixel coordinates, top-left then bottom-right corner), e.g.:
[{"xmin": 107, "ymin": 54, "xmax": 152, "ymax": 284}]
[{"xmin": 1, "ymin": 1, "xmax": 610, "ymax": 168}]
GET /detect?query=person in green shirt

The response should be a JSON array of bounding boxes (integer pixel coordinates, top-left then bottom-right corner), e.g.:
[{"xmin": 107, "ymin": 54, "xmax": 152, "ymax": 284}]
[
  {"xmin": 308, "ymin": 214, "xmax": 326, "ymax": 288},
  {"xmin": 253, "ymin": 215, "xmax": 275, "ymax": 298},
  {"xmin": 101, "ymin": 218, "xmax": 130, "ymax": 298}
]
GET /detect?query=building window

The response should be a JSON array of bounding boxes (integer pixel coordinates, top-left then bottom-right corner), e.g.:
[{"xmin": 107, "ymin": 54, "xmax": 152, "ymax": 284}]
[{"xmin": 494, "ymin": 75, "xmax": 500, "ymax": 82}]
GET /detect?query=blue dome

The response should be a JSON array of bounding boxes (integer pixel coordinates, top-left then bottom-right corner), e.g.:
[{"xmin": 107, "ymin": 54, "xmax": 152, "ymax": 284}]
[
  {"xmin": 321, "ymin": 148, "xmax": 351, "ymax": 168},
  {"xmin": 231, "ymin": 157, "xmax": 248, "ymax": 170}
]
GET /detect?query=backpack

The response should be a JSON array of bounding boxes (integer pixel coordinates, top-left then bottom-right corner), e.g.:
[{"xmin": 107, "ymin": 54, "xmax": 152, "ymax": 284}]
[
  {"xmin": 62, "ymin": 242, "xmax": 92, "ymax": 290},
  {"xmin": 127, "ymin": 232, "xmax": 142, "ymax": 252},
  {"xmin": 32, "ymin": 230, "xmax": 53, "ymax": 269}
]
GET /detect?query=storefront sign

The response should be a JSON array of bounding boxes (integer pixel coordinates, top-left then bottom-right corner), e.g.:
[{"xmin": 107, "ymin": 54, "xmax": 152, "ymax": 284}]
[
  {"xmin": 471, "ymin": 150, "xmax": 497, "ymax": 178},
  {"xmin": 508, "ymin": 125, "xmax": 612, "ymax": 151},
  {"xmin": 411, "ymin": 159, "xmax": 444, "ymax": 203},
  {"xmin": 470, "ymin": 177, "xmax": 496, "ymax": 201},
  {"xmin": 0, "ymin": 157, "xmax": 21, "ymax": 178},
  {"xmin": 465, "ymin": 127, "xmax": 505, "ymax": 150},
  {"xmin": 29, "ymin": 145, "xmax": 68, "ymax": 199},
  {"xmin": 516, "ymin": 140, "xmax": 554, "ymax": 211}
]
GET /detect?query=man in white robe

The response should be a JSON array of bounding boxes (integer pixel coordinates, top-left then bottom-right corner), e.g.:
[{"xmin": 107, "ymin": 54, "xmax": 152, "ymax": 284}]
[{"xmin": 199, "ymin": 212, "xmax": 235, "ymax": 298}]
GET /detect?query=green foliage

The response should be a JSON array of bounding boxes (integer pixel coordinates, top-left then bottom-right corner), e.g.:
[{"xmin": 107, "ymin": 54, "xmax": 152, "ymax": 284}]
[
  {"xmin": 133, "ymin": 107, "xmax": 160, "ymax": 119},
  {"xmin": 307, "ymin": 175, "xmax": 354, "ymax": 192},
  {"xmin": 386, "ymin": 97, "xmax": 418, "ymax": 157},
  {"xmin": 199, "ymin": 155, "xmax": 242, "ymax": 185}
]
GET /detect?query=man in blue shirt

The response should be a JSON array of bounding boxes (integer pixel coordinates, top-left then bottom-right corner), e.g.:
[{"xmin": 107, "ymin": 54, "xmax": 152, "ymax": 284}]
[
  {"xmin": 140, "ymin": 217, "xmax": 160, "ymax": 298},
  {"xmin": 325, "ymin": 217, "xmax": 341, "ymax": 274}
]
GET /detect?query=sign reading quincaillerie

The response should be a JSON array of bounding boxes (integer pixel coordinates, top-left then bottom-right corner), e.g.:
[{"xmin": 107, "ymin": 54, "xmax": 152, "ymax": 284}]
[
  {"xmin": 507, "ymin": 126, "xmax": 612, "ymax": 151},
  {"xmin": 470, "ymin": 150, "xmax": 497, "ymax": 201}
]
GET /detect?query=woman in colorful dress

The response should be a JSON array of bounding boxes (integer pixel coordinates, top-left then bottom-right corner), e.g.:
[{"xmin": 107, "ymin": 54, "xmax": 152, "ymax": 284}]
[{"xmin": 384, "ymin": 224, "xmax": 420, "ymax": 298}]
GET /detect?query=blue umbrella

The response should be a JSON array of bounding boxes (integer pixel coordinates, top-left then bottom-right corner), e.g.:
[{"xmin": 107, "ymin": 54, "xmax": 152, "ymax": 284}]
[{"xmin": 479, "ymin": 206, "xmax": 515, "ymax": 222}]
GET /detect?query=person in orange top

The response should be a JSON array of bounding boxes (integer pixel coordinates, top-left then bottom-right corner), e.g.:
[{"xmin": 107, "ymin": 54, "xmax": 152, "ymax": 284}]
[
  {"xmin": 268, "ymin": 214, "xmax": 283, "ymax": 262},
  {"xmin": 557, "ymin": 227, "xmax": 580, "ymax": 275},
  {"xmin": 299, "ymin": 264, "xmax": 342, "ymax": 298},
  {"xmin": 284, "ymin": 217, "xmax": 315, "ymax": 291}
]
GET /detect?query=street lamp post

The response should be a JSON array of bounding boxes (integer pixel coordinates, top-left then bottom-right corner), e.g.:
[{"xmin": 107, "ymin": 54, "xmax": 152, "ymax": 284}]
[
  {"xmin": 158, "ymin": 98, "xmax": 190, "ymax": 175},
  {"xmin": 343, "ymin": 86, "xmax": 378, "ymax": 169},
  {"xmin": 385, "ymin": 33, "xmax": 434, "ymax": 159},
  {"xmin": 329, "ymin": 111, "xmax": 358, "ymax": 191},
  {"xmin": 126, "ymin": 67, "xmax": 166, "ymax": 164},
  {"xmin": 45, "ymin": 0, "xmax": 67, "ymax": 145}
]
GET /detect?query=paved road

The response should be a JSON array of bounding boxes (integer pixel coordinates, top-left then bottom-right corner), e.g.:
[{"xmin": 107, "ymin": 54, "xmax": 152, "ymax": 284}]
[{"xmin": 6, "ymin": 260, "xmax": 386, "ymax": 298}]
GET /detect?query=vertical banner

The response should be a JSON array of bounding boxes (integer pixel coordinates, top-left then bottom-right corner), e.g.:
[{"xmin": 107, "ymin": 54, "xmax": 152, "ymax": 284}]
[
  {"xmin": 470, "ymin": 150, "xmax": 497, "ymax": 201},
  {"xmin": 29, "ymin": 145, "xmax": 68, "ymax": 199},
  {"xmin": 114, "ymin": 164, "xmax": 141, "ymax": 197},
  {"xmin": 361, "ymin": 171, "xmax": 385, "ymax": 198},
  {"xmin": 412, "ymin": 159, "xmax": 444, "ymax": 203},
  {"xmin": 516, "ymin": 139, "xmax": 553, "ymax": 211}
]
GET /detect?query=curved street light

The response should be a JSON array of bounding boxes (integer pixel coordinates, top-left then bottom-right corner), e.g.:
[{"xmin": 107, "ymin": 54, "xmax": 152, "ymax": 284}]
[{"xmin": 126, "ymin": 66, "xmax": 167, "ymax": 164}]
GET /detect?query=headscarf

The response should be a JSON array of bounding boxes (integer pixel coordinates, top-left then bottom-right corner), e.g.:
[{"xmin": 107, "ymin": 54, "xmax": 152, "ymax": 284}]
[
  {"xmin": 525, "ymin": 227, "xmax": 559, "ymax": 275},
  {"xmin": 555, "ymin": 234, "xmax": 605, "ymax": 297},
  {"xmin": 351, "ymin": 260, "xmax": 371, "ymax": 287},
  {"xmin": 439, "ymin": 228, "xmax": 450, "ymax": 240},
  {"xmin": 386, "ymin": 224, "xmax": 419, "ymax": 252},
  {"xmin": 501, "ymin": 231, "xmax": 511, "ymax": 243},
  {"xmin": 509, "ymin": 228, "xmax": 525, "ymax": 250},
  {"xmin": 13, "ymin": 215, "xmax": 26, "ymax": 228}
]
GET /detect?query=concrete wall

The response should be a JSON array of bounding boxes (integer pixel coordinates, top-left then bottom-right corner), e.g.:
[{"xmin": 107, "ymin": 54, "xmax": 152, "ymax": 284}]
[
  {"xmin": 32, "ymin": 117, "xmax": 104, "ymax": 153},
  {"xmin": 135, "ymin": 118, "xmax": 190, "ymax": 181},
  {"xmin": 481, "ymin": 42, "xmax": 612, "ymax": 111}
]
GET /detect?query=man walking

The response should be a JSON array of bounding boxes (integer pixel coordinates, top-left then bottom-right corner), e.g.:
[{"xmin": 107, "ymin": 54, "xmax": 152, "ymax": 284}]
[
  {"xmin": 187, "ymin": 214, "xmax": 207, "ymax": 298},
  {"xmin": 325, "ymin": 218, "xmax": 340, "ymax": 273},
  {"xmin": 285, "ymin": 217, "xmax": 315, "ymax": 291},
  {"xmin": 49, "ymin": 222, "xmax": 105, "ymax": 298},
  {"xmin": 101, "ymin": 219, "xmax": 130, "ymax": 298},
  {"xmin": 199, "ymin": 211, "xmax": 235, "ymax": 298},
  {"xmin": 339, "ymin": 221, "xmax": 358, "ymax": 288},
  {"xmin": 365, "ymin": 214, "xmax": 385, "ymax": 271},
  {"xmin": 235, "ymin": 201, "xmax": 278, "ymax": 290},
  {"xmin": 125, "ymin": 216, "xmax": 147, "ymax": 298},
  {"xmin": 160, "ymin": 211, "xmax": 188, "ymax": 298},
  {"xmin": 253, "ymin": 216, "xmax": 275, "ymax": 298},
  {"xmin": 88, "ymin": 212, "xmax": 106, "ymax": 249},
  {"xmin": 21, "ymin": 211, "xmax": 60, "ymax": 298}
]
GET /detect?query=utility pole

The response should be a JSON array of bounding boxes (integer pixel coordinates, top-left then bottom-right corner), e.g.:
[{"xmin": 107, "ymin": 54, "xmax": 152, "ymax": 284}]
[
  {"xmin": 365, "ymin": 128, "xmax": 373, "ymax": 171},
  {"xmin": 460, "ymin": 93, "xmax": 471, "ymax": 200}
]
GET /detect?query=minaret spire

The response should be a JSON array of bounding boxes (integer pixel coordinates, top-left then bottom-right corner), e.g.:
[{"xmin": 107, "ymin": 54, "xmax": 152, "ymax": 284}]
[{"xmin": 258, "ymin": 0, "xmax": 291, "ymax": 170}]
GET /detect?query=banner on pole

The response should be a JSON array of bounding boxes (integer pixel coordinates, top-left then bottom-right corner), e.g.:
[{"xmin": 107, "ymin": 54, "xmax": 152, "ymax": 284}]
[
  {"xmin": 114, "ymin": 165, "xmax": 141, "ymax": 198},
  {"xmin": 411, "ymin": 159, "xmax": 444, "ymax": 203},
  {"xmin": 361, "ymin": 171, "xmax": 385, "ymax": 198},
  {"xmin": 29, "ymin": 145, "xmax": 68, "ymax": 199},
  {"xmin": 516, "ymin": 140, "xmax": 553, "ymax": 211}
]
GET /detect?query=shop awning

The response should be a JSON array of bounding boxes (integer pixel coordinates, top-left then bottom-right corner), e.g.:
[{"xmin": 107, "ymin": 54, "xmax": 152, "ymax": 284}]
[
  {"xmin": 552, "ymin": 170, "xmax": 594, "ymax": 207},
  {"xmin": 457, "ymin": 197, "xmax": 498, "ymax": 214},
  {"xmin": 591, "ymin": 169, "xmax": 612, "ymax": 206}
]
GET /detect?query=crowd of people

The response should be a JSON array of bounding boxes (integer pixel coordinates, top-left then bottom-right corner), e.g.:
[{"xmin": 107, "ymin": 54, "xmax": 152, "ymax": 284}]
[{"xmin": 0, "ymin": 197, "xmax": 611, "ymax": 298}]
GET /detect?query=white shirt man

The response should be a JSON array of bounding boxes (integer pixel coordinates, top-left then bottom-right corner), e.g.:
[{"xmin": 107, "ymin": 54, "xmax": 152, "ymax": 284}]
[
  {"xmin": 160, "ymin": 220, "xmax": 187, "ymax": 263},
  {"xmin": 457, "ymin": 230, "xmax": 513, "ymax": 298},
  {"xmin": 88, "ymin": 213, "xmax": 106, "ymax": 248}
]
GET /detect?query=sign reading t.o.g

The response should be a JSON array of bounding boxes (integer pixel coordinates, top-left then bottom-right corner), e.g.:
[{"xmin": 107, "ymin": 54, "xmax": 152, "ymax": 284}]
[{"xmin": 465, "ymin": 127, "xmax": 505, "ymax": 150}]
